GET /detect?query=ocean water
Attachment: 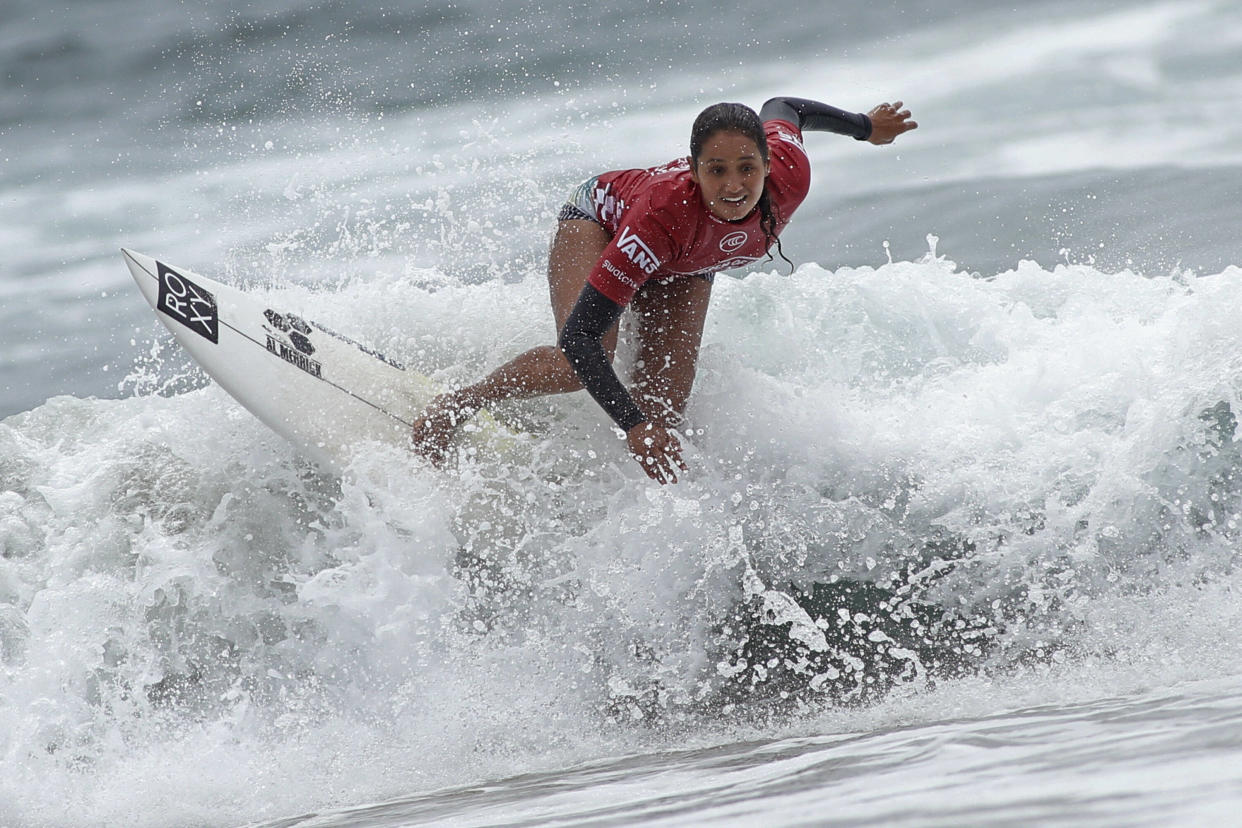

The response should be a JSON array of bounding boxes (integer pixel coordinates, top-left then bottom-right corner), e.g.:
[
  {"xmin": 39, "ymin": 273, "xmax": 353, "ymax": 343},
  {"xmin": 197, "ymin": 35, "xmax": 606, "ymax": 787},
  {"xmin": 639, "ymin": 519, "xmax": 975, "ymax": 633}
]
[{"xmin": 3, "ymin": 1, "xmax": 1242, "ymax": 825}]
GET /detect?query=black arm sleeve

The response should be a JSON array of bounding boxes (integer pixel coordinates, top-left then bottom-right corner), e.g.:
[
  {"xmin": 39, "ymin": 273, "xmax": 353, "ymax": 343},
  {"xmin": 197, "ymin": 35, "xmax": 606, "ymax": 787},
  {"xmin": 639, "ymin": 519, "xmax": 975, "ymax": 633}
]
[
  {"xmin": 760, "ymin": 96, "xmax": 872, "ymax": 141},
  {"xmin": 558, "ymin": 283, "xmax": 648, "ymax": 432}
]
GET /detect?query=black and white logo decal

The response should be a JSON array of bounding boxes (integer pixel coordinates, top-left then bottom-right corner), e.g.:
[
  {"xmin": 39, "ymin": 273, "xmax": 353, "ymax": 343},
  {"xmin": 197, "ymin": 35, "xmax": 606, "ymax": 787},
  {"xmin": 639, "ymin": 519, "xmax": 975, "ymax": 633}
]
[
  {"xmin": 157, "ymin": 263, "xmax": 218, "ymax": 343},
  {"xmin": 263, "ymin": 309, "xmax": 323, "ymax": 378},
  {"xmin": 264, "ymin": 309, "xmax": 316, "ymax": 356}
]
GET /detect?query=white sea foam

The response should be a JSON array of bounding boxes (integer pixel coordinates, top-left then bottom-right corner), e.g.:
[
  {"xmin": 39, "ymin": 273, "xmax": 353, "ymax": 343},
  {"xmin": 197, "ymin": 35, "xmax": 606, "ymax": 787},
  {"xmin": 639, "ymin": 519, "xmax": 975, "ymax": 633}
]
[{"xmin": 5, "ymin": 249, "xmax": 1242, "ymax": 825}]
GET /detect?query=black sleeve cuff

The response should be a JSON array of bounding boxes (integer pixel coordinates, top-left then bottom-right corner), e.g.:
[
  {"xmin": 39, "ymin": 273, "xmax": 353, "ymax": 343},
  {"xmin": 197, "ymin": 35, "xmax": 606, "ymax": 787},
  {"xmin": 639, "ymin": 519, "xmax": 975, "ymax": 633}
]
[{"xmin": 558, "ymin": 283, "xmax": 648, "ymax": 432}]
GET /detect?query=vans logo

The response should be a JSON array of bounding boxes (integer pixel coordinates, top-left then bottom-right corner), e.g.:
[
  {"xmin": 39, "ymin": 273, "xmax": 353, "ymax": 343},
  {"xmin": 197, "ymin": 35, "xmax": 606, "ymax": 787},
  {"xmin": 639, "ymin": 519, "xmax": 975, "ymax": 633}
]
[
  {"xmin": 616, "ymin": 226, "xmax": 660, "ymax": 275},
  {"xmin": 720, "ymin": 231, "xmax": 748, "ymax": 253},
  {"xmin": 776, "ymin": 128, "xmax": 806, "ymax": 153},
  {"xmin": 157, "ymin": 263, "xmax": 218, "ymax": 343}
]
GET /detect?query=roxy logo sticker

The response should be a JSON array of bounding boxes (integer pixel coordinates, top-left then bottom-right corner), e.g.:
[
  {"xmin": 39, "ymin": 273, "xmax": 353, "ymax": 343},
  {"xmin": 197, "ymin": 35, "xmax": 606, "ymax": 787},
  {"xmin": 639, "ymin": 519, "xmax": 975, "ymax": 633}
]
[
  {"xmin": 157, "ymin": 263, "xmax": 218, "ymax": 343},
  {"xmin": 720, "ymin": 231, "xmax": 748, "ymax": 253}
]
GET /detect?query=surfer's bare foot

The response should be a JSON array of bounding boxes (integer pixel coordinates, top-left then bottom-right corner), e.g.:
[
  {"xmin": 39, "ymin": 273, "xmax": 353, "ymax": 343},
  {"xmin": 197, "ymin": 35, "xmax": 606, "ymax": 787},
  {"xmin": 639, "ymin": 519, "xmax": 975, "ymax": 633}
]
[{"xmin": 411, "ymin": 392, "xmax": 478, "ymax": 466}]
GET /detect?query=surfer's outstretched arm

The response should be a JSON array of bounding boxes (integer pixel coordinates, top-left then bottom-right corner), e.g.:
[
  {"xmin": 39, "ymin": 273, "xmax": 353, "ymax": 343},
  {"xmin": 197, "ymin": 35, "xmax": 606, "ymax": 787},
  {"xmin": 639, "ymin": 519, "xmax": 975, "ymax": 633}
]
[{"xmin": 759, "ymin": 96, "xmax": 917, "ymax": 145}]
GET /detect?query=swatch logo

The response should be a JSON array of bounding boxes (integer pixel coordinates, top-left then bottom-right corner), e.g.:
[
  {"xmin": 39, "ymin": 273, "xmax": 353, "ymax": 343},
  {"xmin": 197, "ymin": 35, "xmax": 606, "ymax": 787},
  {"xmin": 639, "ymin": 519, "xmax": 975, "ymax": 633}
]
[{"xmin": 720, "ymin": 231, "xmax": 748, "ymax": 253}]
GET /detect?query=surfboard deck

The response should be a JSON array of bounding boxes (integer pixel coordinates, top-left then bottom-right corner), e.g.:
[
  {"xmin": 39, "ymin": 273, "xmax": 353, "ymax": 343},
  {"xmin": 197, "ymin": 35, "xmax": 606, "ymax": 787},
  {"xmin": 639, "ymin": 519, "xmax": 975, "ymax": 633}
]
[{"xmin": 121, "ymin": 249, "xmax": 517, "ymax": 469}]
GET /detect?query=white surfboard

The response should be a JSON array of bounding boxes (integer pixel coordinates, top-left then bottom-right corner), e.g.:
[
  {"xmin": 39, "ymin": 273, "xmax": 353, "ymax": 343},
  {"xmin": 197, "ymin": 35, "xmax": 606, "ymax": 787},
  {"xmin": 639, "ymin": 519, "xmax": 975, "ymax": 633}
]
[{"xmin": 121, "ymin": 249, "xmax": 516, "ymax": 469}]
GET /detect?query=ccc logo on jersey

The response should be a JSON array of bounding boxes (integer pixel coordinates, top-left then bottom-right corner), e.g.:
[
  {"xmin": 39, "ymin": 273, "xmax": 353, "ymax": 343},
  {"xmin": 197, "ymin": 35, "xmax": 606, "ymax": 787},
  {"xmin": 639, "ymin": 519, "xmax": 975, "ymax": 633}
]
[{"xmin": 720, "ymin": 231, "xmax": 748, "ymax": 253}]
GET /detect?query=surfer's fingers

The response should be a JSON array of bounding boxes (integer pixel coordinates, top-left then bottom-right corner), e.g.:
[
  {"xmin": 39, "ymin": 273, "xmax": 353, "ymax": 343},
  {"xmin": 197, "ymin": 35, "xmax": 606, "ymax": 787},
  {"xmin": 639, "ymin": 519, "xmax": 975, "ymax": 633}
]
[
  {"xmin": 659, "ymin": 434, "xmax": 687, "ymax": 481},
  {"xmin": 639, "ymin": 454, "xmax": 667, "ymax": 483},
  {"xmin": 661, "ymin": 451, "xmax": 686, "ymax": 484},
  {"xmin": 669, "ymin": 453, "xmax": 688, "ymax": 477},
  {"xmin": 628, "ymin": 424, "xmax": 688, "ymax": 484},
  {"xmin": 634, "ymin": 447, "xmax": 674, "ymax": 484}
]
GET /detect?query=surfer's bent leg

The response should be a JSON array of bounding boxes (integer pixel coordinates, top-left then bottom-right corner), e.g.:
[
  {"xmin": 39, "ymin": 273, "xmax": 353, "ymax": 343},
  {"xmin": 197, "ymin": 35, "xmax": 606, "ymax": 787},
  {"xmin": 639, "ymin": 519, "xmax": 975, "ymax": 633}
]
[{"xmin": 411, "ymin": 219, "xmax": 616, "ymax": 463}]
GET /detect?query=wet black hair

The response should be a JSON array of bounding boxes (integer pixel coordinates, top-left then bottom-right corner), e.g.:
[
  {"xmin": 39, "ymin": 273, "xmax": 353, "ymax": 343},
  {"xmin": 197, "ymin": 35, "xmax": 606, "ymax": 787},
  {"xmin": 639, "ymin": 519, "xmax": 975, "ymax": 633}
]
[{"xmin": 689, "ymin": 102, "xmax": 793, "ymax": 271}]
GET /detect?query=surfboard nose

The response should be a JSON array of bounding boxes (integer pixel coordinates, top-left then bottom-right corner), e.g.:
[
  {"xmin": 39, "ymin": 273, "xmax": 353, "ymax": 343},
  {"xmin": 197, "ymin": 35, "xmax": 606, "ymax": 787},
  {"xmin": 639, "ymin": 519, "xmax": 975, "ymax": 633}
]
[
  {"xmin": 120, "ymin": 248, "xmax": 159, "ymax": 305},
  {"xmin": 121, "ymin": 248, "xmax": 150, "ymax": 268}
]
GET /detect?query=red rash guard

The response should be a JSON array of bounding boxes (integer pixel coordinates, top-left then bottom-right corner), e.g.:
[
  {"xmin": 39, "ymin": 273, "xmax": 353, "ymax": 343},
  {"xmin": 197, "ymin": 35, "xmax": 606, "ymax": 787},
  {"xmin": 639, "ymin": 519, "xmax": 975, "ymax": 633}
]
[{"xmin": 584, "ymin": 119, "xmax": 812, "ymax": 306}]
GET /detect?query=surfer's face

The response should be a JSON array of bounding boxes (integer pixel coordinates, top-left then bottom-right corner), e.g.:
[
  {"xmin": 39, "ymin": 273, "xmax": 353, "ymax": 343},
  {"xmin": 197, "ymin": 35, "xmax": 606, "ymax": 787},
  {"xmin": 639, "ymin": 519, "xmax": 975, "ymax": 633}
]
[{"xmin": 690, "ymin": 130, "xmax": 770, "ymax": 222}]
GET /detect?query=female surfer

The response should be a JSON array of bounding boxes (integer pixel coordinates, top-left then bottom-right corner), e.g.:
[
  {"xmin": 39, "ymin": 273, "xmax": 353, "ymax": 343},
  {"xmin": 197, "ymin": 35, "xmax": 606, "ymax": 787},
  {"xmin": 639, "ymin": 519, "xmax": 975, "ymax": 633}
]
[{"xmin": 412, "ymin": 96, "xmax": 918, "ymax": 483}]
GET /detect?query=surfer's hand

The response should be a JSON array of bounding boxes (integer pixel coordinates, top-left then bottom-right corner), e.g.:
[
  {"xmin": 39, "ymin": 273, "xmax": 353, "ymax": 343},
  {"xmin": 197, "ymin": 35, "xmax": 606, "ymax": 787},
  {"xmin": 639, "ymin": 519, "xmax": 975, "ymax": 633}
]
[
  {"xmin": 866, "ymin": 101, "xmax": 917, "ymax": 144},
  {"xmin": 411, "ymin": 392, "xmax": 475, "ymax": 467},
  {"xmin": 626, "ymin": 422, "xmax": 687, "ymax": 484}
]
